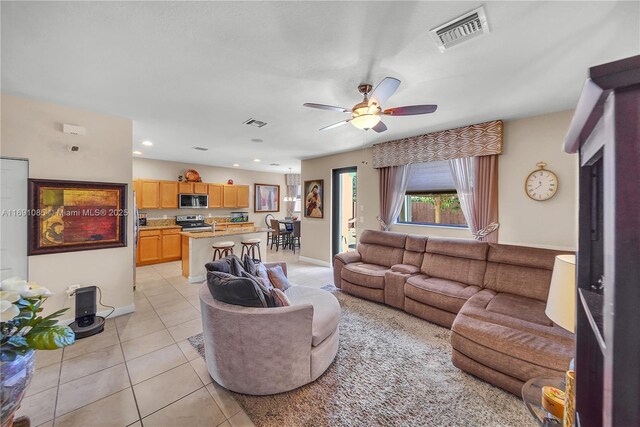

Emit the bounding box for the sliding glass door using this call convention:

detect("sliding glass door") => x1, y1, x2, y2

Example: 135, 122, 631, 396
332, 167, 357, 257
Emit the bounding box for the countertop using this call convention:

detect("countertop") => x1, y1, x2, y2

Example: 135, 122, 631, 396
139, 225, 182, 231
180, 227, 269, 239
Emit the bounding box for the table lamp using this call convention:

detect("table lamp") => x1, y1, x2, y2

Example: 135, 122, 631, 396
543, 254, 577, 426
545, 255, 576, 333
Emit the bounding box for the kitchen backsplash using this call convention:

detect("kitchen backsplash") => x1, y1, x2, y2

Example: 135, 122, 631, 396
145, 217, 233, 227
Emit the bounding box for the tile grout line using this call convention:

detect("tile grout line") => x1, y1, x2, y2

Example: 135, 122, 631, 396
114, 310, 144, 426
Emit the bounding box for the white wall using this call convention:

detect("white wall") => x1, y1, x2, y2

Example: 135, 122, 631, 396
300, 110, 578, 264
133, 158, 287, 228
1, 94, 134, 319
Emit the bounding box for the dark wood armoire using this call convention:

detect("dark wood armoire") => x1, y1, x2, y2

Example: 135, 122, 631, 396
564, 55, 640, 427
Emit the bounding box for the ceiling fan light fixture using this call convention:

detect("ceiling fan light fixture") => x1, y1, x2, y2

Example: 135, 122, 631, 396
351, 102, 381, 129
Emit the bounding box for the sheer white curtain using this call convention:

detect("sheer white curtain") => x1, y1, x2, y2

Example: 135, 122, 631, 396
377, 164, 411, 231
449, 156, 499, 242
449, 157, 477, 234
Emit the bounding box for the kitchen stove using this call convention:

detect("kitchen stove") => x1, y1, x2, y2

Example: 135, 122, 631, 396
176, 215, 211, 231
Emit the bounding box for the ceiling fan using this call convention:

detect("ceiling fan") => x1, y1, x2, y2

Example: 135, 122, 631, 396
303, 77, 437, 133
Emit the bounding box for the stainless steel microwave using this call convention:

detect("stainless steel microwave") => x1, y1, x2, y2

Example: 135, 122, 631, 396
179, 194, 209, 209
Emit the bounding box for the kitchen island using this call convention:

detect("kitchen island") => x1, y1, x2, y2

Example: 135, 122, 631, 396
180, 227, 269, 283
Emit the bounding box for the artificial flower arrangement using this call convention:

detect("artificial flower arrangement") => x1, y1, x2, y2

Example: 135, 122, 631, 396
0, 277, 75, 362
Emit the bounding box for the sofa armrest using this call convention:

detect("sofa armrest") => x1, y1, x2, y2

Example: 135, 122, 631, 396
334, 251, 361, 265
264, 262, 288, 277
391, 264, 421, 274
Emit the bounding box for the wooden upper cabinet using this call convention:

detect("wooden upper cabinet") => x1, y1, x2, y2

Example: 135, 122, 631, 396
208, 184, 223, 208
223, 185, 238, 208
179, 182, 193, 194
133, 180, 142, 207
139, 180, 160, 209
193, 182, 208, 194
159, 181, 179, 209
237, 185, 250, 208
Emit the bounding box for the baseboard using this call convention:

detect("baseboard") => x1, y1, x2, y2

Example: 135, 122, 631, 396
188, 275, 205, 283
298, 256, 332, 268
58, 304, 135, 326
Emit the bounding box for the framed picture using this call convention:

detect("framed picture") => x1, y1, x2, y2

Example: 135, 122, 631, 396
304, 179, 324, 219
28, 179, 127, 255
254, 183, 280, 213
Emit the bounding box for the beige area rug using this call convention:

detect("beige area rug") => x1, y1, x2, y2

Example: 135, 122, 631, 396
189, 287, 536, 427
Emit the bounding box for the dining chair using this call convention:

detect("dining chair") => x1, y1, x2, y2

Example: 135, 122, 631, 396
269, 219, 291, 252
290, 220, 301, 254
265, 214, 275, 246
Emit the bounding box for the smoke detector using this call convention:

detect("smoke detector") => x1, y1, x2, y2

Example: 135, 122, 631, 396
430, 6, 490, 52
192, 146, 209, 151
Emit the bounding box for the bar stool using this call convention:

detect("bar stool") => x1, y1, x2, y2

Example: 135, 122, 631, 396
241, 238, 262, 262
212, 241, 235, 261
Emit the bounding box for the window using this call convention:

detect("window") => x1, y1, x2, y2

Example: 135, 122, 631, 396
293, 185, 301, 213
398, 161, 467, 228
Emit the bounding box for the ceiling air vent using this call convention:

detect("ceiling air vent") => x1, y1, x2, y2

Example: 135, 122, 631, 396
192, 146, 209, 151
243, 118, 267, 128
430, 6, 490, 52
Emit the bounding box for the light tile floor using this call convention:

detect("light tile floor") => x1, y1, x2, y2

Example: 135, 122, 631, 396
17, 249, 334, 427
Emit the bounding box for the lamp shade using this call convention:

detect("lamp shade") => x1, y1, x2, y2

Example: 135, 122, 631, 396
545, 255, 576, 333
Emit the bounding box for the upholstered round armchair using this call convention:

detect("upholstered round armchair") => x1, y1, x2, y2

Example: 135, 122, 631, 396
198, 282, 340, 395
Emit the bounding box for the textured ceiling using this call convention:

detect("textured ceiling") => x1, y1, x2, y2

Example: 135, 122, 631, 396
2, 1, 639, 172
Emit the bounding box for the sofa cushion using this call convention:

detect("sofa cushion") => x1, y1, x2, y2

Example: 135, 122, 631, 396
341, 263, 389, 289
486, 292, 552, 326
421, 238, 488, 287
405, 275, 481, 314
285, 286, 341, 347
391, 264, 421, 274
484, 244, 572, 301
402, 235, 428, 267
357, 230, 406, 267
206, 271, 268, 308
267, 265, 292, 291
452, 290, 574, 375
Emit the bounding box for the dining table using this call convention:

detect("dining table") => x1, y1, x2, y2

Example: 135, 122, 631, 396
277, 219, 300, 251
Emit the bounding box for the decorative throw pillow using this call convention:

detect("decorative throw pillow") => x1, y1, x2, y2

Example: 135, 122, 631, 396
206, 271, 267, 308
205, 259, 232, 274
243, 254, 258, 276
267, 265, 292, 291
255, 262, 271, 284
270, 288, 291, 307
227, 254, 246, 276
241, 271, 276, 307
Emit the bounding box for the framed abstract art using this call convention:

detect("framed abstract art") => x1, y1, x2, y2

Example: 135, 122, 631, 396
28, 179, 127, 255
254, 183, 280, 213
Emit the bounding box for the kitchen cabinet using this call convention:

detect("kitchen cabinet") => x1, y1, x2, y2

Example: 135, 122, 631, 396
237, 185, 250, 208
208, 184, 223, 208
193, 182, 208, 194
178, 182, 208, 194
159, 181, 179, 209
138, 229, 161, 264
223, 185, 238, 208
139, 180, 160, 209
133, 180, 142, 207
136, 227, 182, 266
161, 228, 182, 260
179, 182, 193, 194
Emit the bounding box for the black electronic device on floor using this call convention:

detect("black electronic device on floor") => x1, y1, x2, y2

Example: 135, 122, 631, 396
69, 286, 105, 339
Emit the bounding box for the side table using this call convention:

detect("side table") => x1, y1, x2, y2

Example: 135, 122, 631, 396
522, 376, 565, 426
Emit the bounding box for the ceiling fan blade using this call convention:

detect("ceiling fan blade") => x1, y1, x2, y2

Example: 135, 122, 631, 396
368, 77, 401, 106
370, 121, 387, 133
303, 103, 350, 113
319, 119, 351, 131
383, 105, 438, 116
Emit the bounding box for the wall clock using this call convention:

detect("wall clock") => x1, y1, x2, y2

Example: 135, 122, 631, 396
525, 162, 558, 201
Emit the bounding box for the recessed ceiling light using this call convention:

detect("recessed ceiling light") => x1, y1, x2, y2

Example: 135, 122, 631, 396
253, 159, 261, 162
142, 140, 153, 146
251, 138, 263, 143
233, 163, 240, 167
133, 150, 142, 155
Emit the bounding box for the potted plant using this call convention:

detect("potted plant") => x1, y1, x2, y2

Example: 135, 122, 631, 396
1, 277, 75, 427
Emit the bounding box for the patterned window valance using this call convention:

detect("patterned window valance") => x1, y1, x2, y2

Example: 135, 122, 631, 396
372, 120, 503, 169
285, 173, 301, 186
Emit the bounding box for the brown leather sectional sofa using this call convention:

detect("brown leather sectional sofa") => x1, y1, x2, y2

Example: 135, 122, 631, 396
333, 229, 575, 395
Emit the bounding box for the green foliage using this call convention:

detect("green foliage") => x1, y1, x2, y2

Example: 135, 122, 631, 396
409, 194, 461, 211
0, 294, 74, 362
